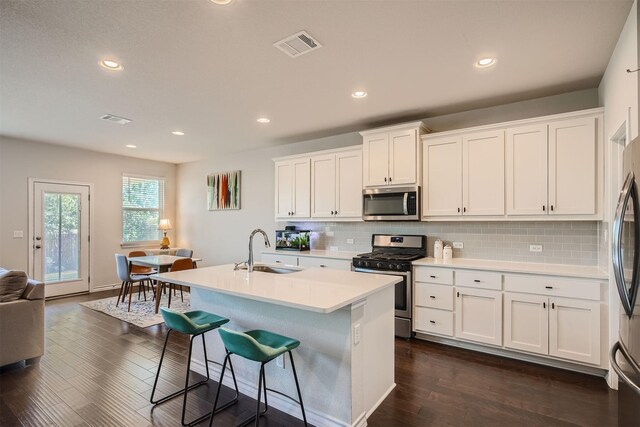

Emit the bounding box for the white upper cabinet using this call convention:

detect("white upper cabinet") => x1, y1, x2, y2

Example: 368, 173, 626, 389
423, 136, 462, 216
506, 116, 598, 217
361, 122, 427, 188
422, 130, 504, 217
275, 158, 310, 219
462, 130, 505, 216
310, 148, 363, 220
549, 116, 597, 215
422, 108, 602, 221
506, 124, 548, 215
335, 150, 363, 218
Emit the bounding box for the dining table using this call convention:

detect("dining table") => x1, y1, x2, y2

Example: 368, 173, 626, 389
129, 255, 202, 313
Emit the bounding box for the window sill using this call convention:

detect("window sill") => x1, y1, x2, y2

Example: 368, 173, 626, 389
120, 241, 162, 249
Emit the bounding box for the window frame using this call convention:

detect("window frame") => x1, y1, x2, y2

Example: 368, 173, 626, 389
120, 173, 165, 248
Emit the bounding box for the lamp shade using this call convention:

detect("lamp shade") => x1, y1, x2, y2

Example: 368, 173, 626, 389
158, 219, 172, 231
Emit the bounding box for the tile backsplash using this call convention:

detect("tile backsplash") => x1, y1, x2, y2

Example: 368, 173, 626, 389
286, 221, 602, 266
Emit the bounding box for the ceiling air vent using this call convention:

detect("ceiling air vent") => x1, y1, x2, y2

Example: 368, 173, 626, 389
100, 114, 132, 125
274, 31, 322, 58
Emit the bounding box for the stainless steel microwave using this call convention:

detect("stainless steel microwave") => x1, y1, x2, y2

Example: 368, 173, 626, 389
362, 186, 420, 221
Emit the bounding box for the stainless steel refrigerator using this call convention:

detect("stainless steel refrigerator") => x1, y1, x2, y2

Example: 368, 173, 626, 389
611, 135, 640, 424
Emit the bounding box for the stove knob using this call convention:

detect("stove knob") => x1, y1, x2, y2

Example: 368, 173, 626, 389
376, 262, 384, 269
364, 261, 370, 268
397, 264, 404, 270
388, 264, 395, 270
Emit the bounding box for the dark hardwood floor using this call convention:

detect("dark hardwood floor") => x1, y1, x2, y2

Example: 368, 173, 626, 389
0, 290, 620, 427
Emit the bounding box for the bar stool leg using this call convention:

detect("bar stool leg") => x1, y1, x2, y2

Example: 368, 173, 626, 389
289, 351, 308, 426
150, 329, 172, 404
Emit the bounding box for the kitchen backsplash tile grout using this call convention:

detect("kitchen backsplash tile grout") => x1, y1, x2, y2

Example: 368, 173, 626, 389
283, 220, 605, 267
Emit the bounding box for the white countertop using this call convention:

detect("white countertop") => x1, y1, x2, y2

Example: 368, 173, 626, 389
152, 264, 400, 313
262, 249, 359, 260
412, 257, 608, 280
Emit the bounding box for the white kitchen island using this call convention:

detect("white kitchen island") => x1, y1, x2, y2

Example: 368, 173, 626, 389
152, 264, 399, 427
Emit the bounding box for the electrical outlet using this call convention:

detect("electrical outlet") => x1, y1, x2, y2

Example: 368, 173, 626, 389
13, 231, 23, 238
346, 238, 354, 244
529, 244, 543, 253
353, 323, 361, 345
276, 354, 285, 369
453, 241, 463, 249
326, 231, 334, 237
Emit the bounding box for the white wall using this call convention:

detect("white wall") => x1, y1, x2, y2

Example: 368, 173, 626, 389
176, 89, 599, 267
0, 136, 177, 289
597, 0, 638, 389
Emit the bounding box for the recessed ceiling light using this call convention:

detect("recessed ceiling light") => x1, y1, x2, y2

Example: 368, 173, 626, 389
172, 131, 185, 136
210, 0, 233, 4
351, 90, 367, 99
257, 117, 271, 124
125, 144, 136, 148
475, 57, 496, 68
100, 59, 123, 71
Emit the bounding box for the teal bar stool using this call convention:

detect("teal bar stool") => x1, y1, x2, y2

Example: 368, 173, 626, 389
151, 308, 240, 426
208, 327, 308, 427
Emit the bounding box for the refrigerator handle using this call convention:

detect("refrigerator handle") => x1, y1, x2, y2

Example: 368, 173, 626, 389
612, 171, 640, 318
610, 341, 640, 396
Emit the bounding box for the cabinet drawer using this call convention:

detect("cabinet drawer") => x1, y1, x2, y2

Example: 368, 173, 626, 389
504, 274, 601, 301
261, 253, 299, 267
415, 282, 454, 310
297, 256, 351, 271
455, 270, 502, 290
415, 307, 454, 336
414, 267, 453, 285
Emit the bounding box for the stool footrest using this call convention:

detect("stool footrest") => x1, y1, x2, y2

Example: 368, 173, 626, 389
150, 379, 208, 406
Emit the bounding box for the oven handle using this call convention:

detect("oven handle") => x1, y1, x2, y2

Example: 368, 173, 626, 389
353, 267, 410, 277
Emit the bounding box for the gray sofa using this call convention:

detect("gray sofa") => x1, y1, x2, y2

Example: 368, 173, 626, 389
0, 269, 45, 367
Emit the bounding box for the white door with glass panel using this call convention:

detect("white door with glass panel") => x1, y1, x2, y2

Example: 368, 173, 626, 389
31, 182, 90, 298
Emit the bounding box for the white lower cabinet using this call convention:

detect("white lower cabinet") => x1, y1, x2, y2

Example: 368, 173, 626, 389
415, 307, 454, 337
454, 287, 502, 346
504, 292, 601, 365
548, 297, 601, 365
504, 292, 549, 355
261, 253, 352, 271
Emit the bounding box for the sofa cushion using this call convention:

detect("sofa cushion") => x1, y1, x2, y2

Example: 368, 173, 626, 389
0, 269, 29, 302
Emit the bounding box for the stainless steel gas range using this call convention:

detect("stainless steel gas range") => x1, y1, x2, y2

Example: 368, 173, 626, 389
352, 234, 427, 338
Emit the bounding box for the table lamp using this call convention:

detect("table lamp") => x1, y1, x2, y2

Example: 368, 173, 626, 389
158, 219, 172, 249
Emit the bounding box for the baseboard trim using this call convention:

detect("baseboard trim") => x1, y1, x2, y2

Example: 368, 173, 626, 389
414, 333, 607, 377
366, 383, 395, 418
191, 357, 358, 427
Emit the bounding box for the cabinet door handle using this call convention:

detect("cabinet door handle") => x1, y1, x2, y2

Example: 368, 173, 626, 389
384, 177, 387, 182
543, 205, 546, 212
463, 207, 467, 213
429, 295, 436, 299
320, 264, 327, 268
543, 302, 546, 308
429, 320, 436, 324
334, 210, 338, 215
457, 291, 460, 297
430, 275, 436, 278
550, 205, 554, 211
474, 279, 481, 283
330, 210, 334, 215
275, 261, 282, 263
389, 177, 392, 183
552, 302, 555, 309
545, 286, 553, 289
457, 207, 461, 213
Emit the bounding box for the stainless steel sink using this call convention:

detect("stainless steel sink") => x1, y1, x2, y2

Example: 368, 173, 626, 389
235, 263, 301, 274
252, 265, 300, 274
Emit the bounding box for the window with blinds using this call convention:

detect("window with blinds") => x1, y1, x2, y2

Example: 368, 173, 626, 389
122, 175, 165, 245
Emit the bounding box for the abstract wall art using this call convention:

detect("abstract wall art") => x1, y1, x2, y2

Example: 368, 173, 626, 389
207, 170, 241, 210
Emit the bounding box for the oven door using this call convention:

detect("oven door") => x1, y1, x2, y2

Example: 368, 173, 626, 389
352, 267, 412, 337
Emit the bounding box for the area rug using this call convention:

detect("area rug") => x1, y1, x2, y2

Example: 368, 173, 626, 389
80, 291, 191, 328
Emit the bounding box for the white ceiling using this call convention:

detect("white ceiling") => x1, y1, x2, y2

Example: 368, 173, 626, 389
0, 0, 633, 164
